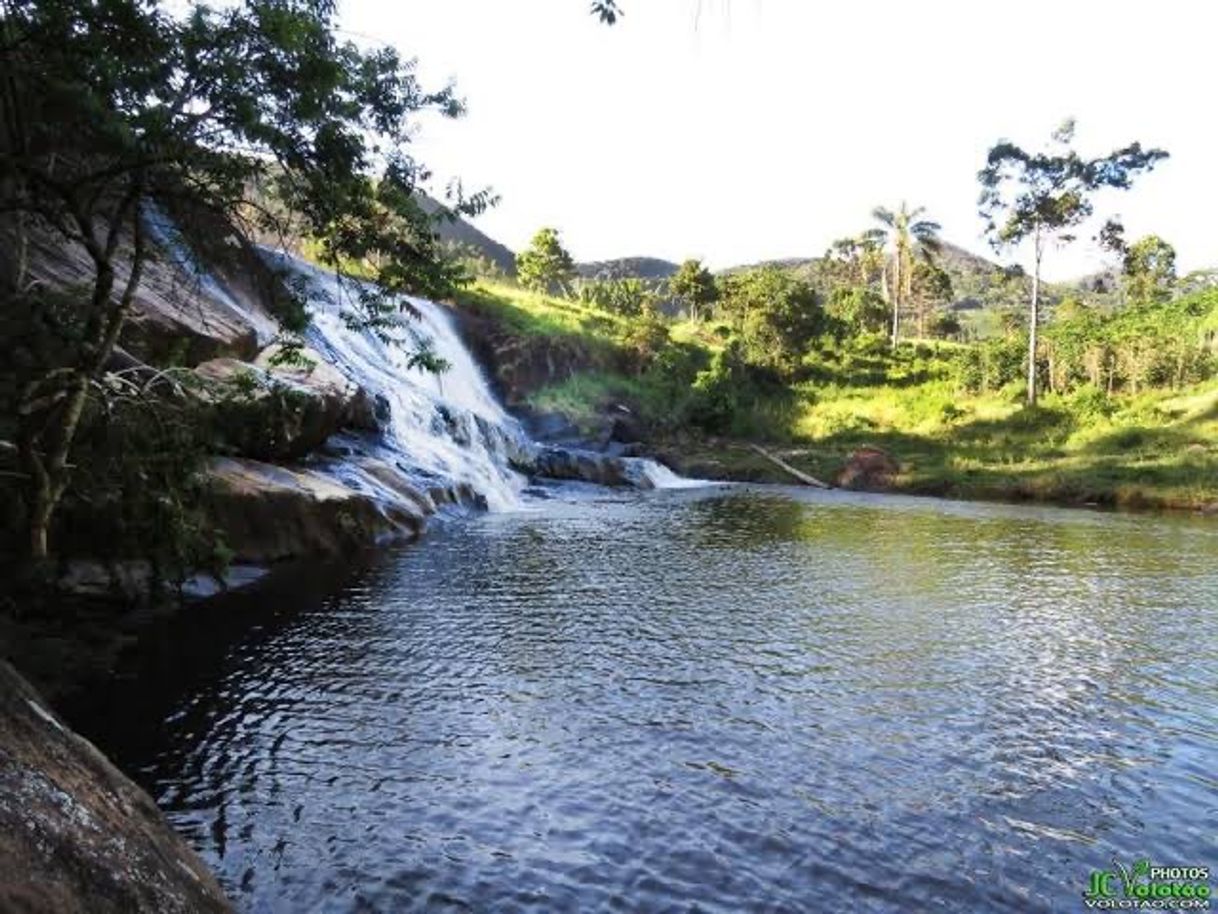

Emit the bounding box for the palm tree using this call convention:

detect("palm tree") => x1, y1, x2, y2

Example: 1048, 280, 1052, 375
868, 203, 942, 348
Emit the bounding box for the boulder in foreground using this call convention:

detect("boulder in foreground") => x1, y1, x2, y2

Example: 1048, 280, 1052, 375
0, 661, 231, 914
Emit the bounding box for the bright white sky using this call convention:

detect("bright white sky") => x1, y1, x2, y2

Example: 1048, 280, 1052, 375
339, 0, 1217, 280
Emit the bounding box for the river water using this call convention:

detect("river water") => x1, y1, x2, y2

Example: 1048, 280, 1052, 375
82, 484, 1218, 913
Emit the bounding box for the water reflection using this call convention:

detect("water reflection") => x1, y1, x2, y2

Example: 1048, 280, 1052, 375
84, 486, 1218, 913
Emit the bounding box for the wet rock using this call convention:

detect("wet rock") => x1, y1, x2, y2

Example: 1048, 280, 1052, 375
0, 661, 232, 914
513, 407, 582, 443
204, 457, 426, 563
609, 411, 646, 446
531, 447, 659, 489
834, 447, 900, 490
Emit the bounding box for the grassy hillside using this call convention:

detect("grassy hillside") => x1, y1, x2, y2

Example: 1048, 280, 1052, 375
419, 194, 519, 277
451, 280, 1218, 512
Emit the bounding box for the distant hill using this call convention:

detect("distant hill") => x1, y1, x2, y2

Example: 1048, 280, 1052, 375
575, 257, 680, 281
415, 200, 681, 285
418, 194, 517, 277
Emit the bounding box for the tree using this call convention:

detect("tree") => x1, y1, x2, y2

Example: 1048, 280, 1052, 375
820, 233, 885, 289
824, 285, 888, 337
576, 277, 654, 316
669, 258, 718, 320
0, 0, 483, 563
910, 260, 953, 338
1122, 235, 1177, 304
978, 119, 1168, 405
718, 266, 824, 375
867, 203, 941, 349
516, 227, 575, 296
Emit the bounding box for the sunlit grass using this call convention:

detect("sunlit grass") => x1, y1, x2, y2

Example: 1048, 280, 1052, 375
456, 279, 1218, 511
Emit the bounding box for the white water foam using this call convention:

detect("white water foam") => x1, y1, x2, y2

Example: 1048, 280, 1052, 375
266, 253, 531, 511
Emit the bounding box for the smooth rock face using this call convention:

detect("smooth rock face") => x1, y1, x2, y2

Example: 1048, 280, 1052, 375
532, 447, 656, 489
204, 456, 426, 563
196, 348, 381, 461
0, 662, 231, 914
7, 224, 270, 365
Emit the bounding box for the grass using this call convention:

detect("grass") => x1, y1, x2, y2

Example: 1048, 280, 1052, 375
452, 280, 1218, 513
455, 280, 631, 339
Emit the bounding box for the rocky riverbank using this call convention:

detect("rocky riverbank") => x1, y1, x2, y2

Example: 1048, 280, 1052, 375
0, 661, 232, 913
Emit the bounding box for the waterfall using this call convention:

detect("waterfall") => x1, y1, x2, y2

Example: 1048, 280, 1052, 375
148, 213, 694, 512
264, 253, 532, 511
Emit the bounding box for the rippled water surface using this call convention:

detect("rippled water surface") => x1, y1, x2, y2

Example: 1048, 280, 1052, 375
87, 486, 1218, 912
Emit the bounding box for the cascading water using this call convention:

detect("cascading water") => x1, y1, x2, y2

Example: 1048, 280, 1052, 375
149, 211, 697, 512
263, 252, 533, 511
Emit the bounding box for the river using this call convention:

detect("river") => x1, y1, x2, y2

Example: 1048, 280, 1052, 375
80, 484, 1218, 912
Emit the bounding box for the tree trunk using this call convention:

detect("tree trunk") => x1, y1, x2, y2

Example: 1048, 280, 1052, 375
19, 196, 146, 563
1027, 227, 1042, 406
889, 259, 900, 350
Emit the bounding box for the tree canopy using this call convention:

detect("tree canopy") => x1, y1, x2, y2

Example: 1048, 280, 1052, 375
978, 119, 1168, 404
516, 227, 576, 296
669, 259, 718, 320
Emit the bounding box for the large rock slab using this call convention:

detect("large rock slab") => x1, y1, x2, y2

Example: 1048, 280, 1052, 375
204, 457, 427, 563
531, 446, 658, 489
6, 224, 274, 365
0, 661, 231, 914
196, 348, 384, 461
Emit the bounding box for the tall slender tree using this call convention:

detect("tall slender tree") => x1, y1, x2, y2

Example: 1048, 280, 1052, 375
978, 119, 1168, 405
867, 203, 941, 348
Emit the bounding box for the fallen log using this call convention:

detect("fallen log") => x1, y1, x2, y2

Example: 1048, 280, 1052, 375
748, 443, 831, 489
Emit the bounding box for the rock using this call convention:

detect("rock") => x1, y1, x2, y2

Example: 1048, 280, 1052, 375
58, 560, 153, 602
204, 457, 426, 563
195, 348, 380, 461
531, 447, 658, 488
513, 407, 582, 444
0, 661, 231, 914
7, 221, 270, 365
834, 447, 900, 490
609, 411, 646, 445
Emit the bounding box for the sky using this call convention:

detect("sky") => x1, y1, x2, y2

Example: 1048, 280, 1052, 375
339, 0, 1218, 280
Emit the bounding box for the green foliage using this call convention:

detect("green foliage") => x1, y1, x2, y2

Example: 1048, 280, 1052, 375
718, 266, 826, 376
1042, 288, 1217, 395
1122, 235, 1177, 304
825, 286, 888, 336
618, 304, 671, 372
2, 0, 482, 564
516, 227, 576, 296
910, 259, 953, 337
669, 259, 719, 320
869, 202, 942, 347
979, 120, 1169, 249
978, 118, 1169, 404
576, 277, 657, 317
955, 335, 1028, 394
